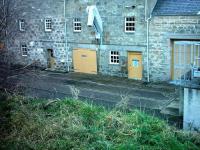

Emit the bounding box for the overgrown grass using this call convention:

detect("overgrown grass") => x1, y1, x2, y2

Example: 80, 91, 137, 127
0, 93, 200, 150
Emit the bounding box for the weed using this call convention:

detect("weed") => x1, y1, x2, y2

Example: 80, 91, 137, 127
69, 85, 80, 100
0, 93, 200, 150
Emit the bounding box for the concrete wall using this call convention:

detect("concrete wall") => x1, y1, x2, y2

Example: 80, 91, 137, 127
184, 88, 200, 131
149, 16, 200, 81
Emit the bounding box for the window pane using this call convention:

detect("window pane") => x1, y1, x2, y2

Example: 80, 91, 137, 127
74, 18, 81, 31
125, 17, 135, 32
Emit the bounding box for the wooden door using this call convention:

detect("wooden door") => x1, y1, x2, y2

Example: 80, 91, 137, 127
73, 48, 97, 74
128, 52, 142, 80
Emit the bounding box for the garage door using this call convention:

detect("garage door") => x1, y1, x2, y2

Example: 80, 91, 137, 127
172, 41, 200, 80
73, 48, 97, 74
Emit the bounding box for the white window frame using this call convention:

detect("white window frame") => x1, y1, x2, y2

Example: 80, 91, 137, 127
125, 17, 135, 33
19, 19, 25, 31
21, 44, 28, 56
45, 18, 52, 32
110, 51, 120, 64
73, 18, 82, 32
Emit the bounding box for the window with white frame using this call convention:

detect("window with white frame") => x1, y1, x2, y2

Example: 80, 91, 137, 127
110, 51, 119, 64
125, 17, 135, 33
19, 19, 25, 31
21, 44, 28, 56
45, 19, 52, 31
73, 18, 81, 32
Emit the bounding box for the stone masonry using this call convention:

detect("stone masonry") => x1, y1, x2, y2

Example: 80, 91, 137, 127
3, 0, 200, 81
6, 0, 149, 79
6, 0, 68, 71
65, 0, 147, 78
149, 16, 200, 81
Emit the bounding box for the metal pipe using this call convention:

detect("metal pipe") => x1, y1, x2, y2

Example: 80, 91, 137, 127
145, 0, 150, 82
146, 19, 150, 82
64, 0, 69, 72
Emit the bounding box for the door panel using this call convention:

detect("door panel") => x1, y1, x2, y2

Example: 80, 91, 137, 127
73, 48, 97, 74
128, 52, 142, 80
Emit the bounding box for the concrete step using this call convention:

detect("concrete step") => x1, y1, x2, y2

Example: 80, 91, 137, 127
161, 107, 181, 117
167, 100, 180, 109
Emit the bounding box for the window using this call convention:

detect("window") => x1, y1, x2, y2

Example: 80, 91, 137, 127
125, 17, 135, 33
73, 18, 81, 32
19, 19, 25, 31
21, 44, 28, 56
110, 51, 119, 64
45, 19, 52, 32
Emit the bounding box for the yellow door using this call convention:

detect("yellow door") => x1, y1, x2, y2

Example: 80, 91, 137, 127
73, 48, 97, 74
128, 52, 142, 80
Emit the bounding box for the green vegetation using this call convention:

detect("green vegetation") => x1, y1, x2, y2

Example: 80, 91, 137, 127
0, 92, 200, 150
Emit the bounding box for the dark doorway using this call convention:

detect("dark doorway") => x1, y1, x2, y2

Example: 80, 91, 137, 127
47, 49, 55, 69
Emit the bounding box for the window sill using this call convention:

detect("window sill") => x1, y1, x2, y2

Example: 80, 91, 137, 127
125, 31, 135, 33
45, 30, 52, 32
109, 63, 120, 65
74, 31, 82, 33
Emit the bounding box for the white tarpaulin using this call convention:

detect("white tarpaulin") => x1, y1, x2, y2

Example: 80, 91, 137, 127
86, 5, 103, 39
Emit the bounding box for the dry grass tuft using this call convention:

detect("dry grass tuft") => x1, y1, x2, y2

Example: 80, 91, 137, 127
0, 92, 200, 150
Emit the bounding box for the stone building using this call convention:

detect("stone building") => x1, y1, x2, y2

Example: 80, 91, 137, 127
2, 0, 200, 81
2, 0, 68, 71
65, 0, 152, 80
149, 0, 200, 81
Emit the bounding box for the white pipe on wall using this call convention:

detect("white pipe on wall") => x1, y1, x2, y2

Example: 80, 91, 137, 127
64, 0, 69, 72
146, 18, 150, 82
145, 0, 150, 82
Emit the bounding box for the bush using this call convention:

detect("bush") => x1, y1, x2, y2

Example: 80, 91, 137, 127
0, 94, 200, 150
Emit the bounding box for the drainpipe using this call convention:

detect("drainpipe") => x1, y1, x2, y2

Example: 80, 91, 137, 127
64, 0, 70, 72
146, 17, 150, 82
145, 0, 155, 82
145, 0, 150, 82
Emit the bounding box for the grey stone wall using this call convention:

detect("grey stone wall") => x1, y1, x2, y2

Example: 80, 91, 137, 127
7, 0, 148, 78
7, 0, 200, 82
7, 0, 68, 71
65, 0, 148, 79
66, 0, 146, 45
149, 16, 200, 81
